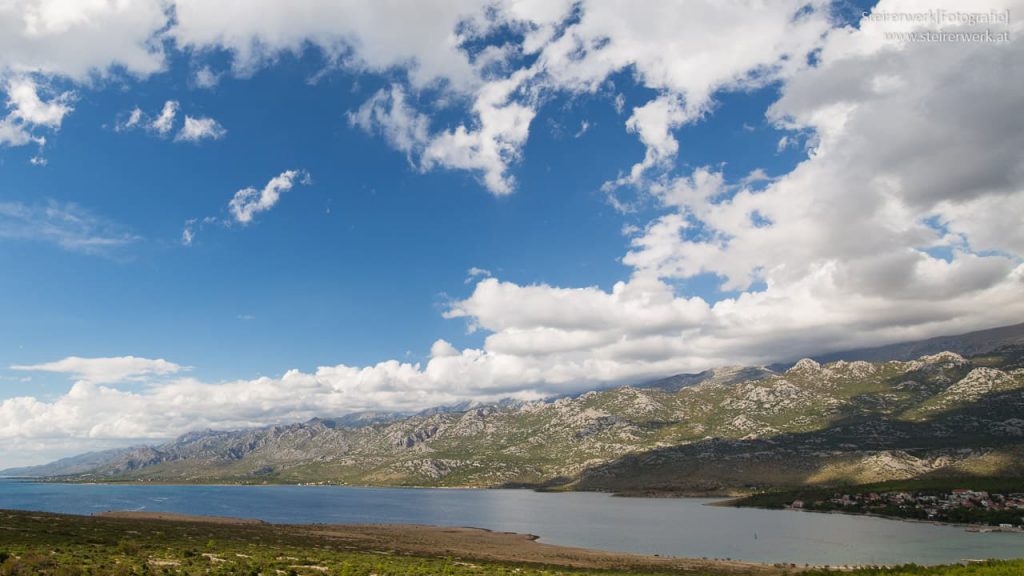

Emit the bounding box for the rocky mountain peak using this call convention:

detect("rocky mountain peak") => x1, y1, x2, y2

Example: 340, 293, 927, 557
919, 351, 968, 365
787, 358, 822, 373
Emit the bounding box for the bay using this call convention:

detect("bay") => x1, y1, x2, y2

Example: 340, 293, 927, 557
1, 480, 1020, 566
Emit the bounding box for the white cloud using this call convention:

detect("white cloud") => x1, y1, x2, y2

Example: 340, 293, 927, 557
776, 135, 790, 153
193, 65, 220, 88
228, 170, 310, 224
573, 120, 590, 138
0, 0, 167, 80
619, 94, 693, 183
181, 218, 197, 246
465, 266, 491, 283
0, 115, 38, 146
11, 356, 185, 385
116, 106, 144, 132
169, 0, 491, 88
4, 260, 1022, 462
6, 76, 73, 127
175, 115, 226, 142
617, 0, 1024, 297
538, 0, 830, 190
0, 76, 73, 149
180, 215, 218, 246
116, 102, 226, 144
0, 0, 167, 152
419, 70, 537, 195
350, 74, 536, 195
0, 200, 137, 255
348, 85, 430, 158
1, 1, 830, 192
161, 1, 830, 195
149, 100, 179, 135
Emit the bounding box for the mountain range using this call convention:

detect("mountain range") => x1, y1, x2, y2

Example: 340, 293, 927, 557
5, 322, 1024, 494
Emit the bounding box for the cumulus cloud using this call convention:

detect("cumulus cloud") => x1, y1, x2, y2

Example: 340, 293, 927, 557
164, 0, 829, 194
619, 0, 1024, 300
228, 170, 311, 224
0, 1, 160, 159
349, 75, 536, 195
419, 71, 537, 195
0, 0, 166, 153
169, 0, 492, 87
149, 100, 179, 135
11, 356, 185, 385
0, 115, 37, 147
175, 115, 227, 142
115, 101, 226, 144
348, 85, 431, 158
182, 170, 305, 247
6, 76, 73, 127
0, 0, 166, 81
0, 76, 73, 150
538, 0, 830, 191
2, 1, 829, 191
0, 200, 137, 255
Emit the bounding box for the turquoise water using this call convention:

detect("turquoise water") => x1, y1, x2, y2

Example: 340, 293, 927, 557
1, 480, 1020, 565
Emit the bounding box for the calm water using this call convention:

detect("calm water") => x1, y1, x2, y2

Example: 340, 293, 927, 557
1, 480, 1021, 565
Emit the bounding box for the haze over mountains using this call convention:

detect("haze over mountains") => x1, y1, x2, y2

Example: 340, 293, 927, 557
5, 323, 1024, 494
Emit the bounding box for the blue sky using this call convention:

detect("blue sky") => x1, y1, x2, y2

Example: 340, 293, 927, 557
1, 0, 1021, 466
0, 47, 803, 399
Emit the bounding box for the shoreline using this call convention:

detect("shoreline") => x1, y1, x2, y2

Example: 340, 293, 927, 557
3, 508, 798, 573
4, 506, 1022, 569
5, 476, 743, 497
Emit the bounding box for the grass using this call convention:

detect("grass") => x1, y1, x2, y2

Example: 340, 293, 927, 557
0, 510, 654, 576
1, 509, 1023, 575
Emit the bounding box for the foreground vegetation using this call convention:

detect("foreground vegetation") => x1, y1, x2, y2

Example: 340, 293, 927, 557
1, 509, 1023, 575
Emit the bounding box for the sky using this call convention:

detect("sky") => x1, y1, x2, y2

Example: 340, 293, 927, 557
1, 0, 1022, 467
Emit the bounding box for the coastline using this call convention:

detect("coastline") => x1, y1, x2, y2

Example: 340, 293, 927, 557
9, 476, 745, 498
722, 500, 1024, 533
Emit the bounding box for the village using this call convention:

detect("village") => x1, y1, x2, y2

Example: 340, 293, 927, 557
791, 488, 1024, 529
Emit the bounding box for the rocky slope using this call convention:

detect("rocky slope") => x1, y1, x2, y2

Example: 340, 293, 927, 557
14, 346, 1024, 493
0, 447, 141, 478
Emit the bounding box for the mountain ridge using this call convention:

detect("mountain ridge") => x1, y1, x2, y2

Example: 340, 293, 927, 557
6, 322, 1024, 494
